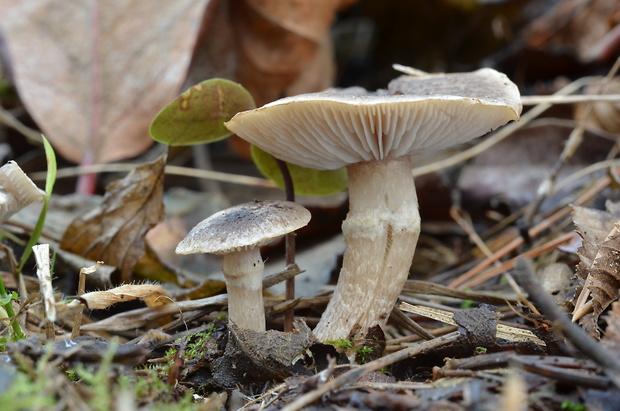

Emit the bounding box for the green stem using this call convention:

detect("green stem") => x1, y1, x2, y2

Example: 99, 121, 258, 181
0, 276, 26, 340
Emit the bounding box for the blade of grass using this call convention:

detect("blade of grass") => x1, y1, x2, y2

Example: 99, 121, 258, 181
17, 135, 57, 274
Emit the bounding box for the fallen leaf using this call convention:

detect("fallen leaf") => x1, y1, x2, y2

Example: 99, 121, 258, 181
251, 145, 348, 196
575, 77, 620, 135
60, 154, 166, 283
601, 301, 620, 361
572, 203, 620, 335
186, 0, 352, 107
572, 205, 620, 266
67, 283, 170, 310
150, 78, 256, 146
0, 0, 209, 163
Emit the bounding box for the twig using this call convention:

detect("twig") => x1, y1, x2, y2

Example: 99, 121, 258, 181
514, 258, 620, 389
449, 206, 536, 311
276, 159, 297, 332
0, 106, 42, 145
280, 331, 461, 411
262, 264, 304, 289
449, 175, 611, 289
29, 163, 276, 188
520, 94, 620, 105
456, 231, 575, 289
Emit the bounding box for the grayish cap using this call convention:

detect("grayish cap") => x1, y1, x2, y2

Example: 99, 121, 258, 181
175, 200, 311, 255
0, 161, 46, 222
225, 68, 522, 170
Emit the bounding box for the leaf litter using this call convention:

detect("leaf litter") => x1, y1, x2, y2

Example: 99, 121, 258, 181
2, 2, 620, 410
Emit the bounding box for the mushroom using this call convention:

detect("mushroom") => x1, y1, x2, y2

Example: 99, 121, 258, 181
175, 200, 311, 332
225, 68, 522, 342
0, 160, 46, 222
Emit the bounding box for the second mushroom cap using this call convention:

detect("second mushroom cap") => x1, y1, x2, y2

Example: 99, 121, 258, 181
176, 200, 311, 255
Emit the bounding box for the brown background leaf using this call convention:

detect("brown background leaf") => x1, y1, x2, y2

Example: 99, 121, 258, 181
60, 155, 166, 283
0, 0, 209, 163
573, 203, 620, 334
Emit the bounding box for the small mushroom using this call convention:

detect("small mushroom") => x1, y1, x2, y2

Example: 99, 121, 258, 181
175, 200, 311, 332
225, 68, 522, 342
0, 161, 46, 222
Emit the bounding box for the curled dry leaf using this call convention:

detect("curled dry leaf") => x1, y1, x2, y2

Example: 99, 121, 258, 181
572, 204, 620, 335
67, 283, 170, 310
0, 0, 209, 163
60, 154, 166, 283
0, 161, 45, 222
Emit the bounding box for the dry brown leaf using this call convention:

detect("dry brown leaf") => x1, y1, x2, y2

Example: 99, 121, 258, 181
575, 78, 620, 136
601, 301, 620, 360
67, 283, 170, 310
572, 205, 620, 266
0, 0, 209, 163
60, 154, 165, 283
186, 0, 352, 107
573, 203, 620, 334
520, 0, 620, 62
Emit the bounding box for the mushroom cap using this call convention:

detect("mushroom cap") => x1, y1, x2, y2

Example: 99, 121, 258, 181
175, 200, 311, 255
225, 68, 522, 170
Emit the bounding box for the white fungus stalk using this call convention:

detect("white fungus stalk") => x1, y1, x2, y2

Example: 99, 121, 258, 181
313, 157, 420, 342
175, 200, 311, 333
222, 248, 266, 332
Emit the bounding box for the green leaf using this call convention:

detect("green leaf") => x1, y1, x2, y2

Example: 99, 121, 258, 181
251, 145, 348, 196
0, 291, 17, 305
150, 78, 255, 146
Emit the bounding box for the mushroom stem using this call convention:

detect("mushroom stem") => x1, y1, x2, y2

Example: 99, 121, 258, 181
222, 248, 266, 332
314, 157, 421, 343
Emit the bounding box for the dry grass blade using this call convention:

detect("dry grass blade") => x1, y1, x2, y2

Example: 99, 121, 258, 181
449, 175, 611, 289
29, 163, 276, 188
33, 244, 54, 323
399, 302, 545, 346
402, 280, 518, 305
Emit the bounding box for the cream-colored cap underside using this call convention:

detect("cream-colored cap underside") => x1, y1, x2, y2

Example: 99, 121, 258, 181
225, 69, 522, 170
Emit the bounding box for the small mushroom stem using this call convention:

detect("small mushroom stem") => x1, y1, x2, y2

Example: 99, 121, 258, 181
314, 157, 421, 343
222, 248, 266, 332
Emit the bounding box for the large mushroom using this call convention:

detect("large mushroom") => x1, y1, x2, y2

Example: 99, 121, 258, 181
176, 200, 311, 332
225, 68, 522, 342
